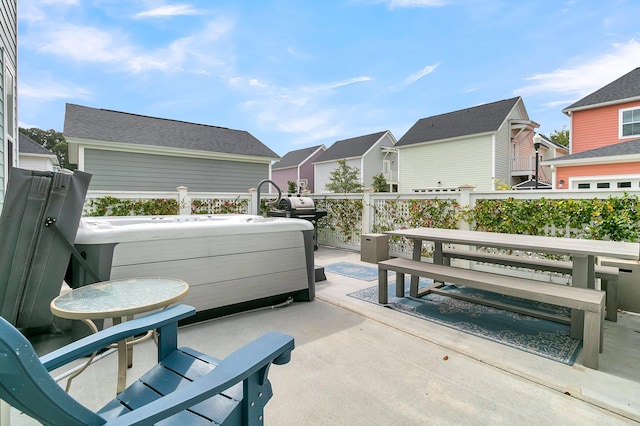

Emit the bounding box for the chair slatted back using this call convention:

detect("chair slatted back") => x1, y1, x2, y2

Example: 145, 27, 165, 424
0, 316, 103, 426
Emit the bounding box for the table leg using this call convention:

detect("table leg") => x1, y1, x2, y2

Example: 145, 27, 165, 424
433, 241, 444, 265
410, 239, 423, 292
64, 319, 99, 392
570, 255, 596, 339
112, 317, 128, 394
126, 314, 134, 368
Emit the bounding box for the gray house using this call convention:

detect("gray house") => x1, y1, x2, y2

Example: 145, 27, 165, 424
1, 0, 18, 212
64, 104, 279, 192
395, 97, 539, 191
314, 130, 398, 193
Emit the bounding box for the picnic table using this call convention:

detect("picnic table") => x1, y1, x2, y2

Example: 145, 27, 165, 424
384, 228, 640, 338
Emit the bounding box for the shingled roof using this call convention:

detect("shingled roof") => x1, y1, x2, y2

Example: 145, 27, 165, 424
273, 145, 325, 170
546, 138, 640, 163
64, 103, 279, 159
395, 97, 521, 147
314, 131, 390, 163
18, 133, 56, 156
563, 67, 640, 113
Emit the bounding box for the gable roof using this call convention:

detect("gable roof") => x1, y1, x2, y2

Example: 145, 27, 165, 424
19, 133, 56, 156
273, 145, 325, 170
396, 97, 521, 147
563, 67, 640, 113
545, 138, 640, 164
64, 103, 279, 159
314, 131, 390, 163
537, 133, 569, 153
512, 178, 553, 190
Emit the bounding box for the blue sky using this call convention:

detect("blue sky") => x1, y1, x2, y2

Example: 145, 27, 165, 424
18, 0, 640, 157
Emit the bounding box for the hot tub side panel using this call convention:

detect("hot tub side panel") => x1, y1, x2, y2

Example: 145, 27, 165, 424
100, 230, 314, 312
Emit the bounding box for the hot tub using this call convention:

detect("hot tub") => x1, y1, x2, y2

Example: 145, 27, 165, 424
69, 215, 315, 320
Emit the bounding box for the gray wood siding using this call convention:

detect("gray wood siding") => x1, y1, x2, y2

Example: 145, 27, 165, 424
84, 149, 270, 192
314, 158, 361, 193
361, 134, 393, 188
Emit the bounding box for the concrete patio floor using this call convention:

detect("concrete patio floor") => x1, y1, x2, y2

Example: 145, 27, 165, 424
8, 246, 640, 425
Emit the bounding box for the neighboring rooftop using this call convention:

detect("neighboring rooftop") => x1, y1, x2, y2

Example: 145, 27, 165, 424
314, 130, 390, 163
545, 138, 640, 163
64, 103, 279, 159
18, 133, 56, 156
396, 97, 522, 147
273, 145, 326, 170
563, 67, 640, 112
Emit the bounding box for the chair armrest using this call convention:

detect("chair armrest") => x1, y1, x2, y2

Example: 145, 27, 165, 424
104, 331, 295, 426
40, 304, 196, 371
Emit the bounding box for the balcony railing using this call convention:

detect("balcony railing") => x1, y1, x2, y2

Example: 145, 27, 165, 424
512, 155, 535, 172
382, 170, 398, 183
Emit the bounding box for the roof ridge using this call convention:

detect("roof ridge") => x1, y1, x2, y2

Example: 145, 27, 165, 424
419, 96, 520, 121
69, 103, 236, 132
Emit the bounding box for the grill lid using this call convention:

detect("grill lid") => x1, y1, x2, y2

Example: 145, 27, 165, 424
278, 197, 315, 211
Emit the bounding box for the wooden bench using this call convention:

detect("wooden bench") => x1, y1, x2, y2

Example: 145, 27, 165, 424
378, 258, 605, 369
441, 248, 619, 321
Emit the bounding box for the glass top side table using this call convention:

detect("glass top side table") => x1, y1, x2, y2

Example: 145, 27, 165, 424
50, 277, 189, 393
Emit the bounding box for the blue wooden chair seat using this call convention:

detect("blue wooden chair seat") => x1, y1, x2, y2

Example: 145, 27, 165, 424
0, 304, 294, 425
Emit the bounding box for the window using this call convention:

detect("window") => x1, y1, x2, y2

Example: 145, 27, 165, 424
578, 183, 591, 189
597, 182, 610, 189
617, 182, 631, 188
621, 107, 640, 138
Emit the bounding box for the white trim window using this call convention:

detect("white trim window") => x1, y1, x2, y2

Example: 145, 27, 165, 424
620, 106, 640, 138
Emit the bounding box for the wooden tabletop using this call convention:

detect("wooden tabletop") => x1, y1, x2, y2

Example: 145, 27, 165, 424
385, 228, 640, 260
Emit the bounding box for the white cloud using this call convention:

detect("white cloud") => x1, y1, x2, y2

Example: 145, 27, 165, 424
235, 75, 374, 146
30, 25, 136, 64
19, 0, 79, 22
134, 4, 203, 19
19, 79, 91, 101
404, 63, 439, 86
387, 0, 449, 8
302, 76, 372, 93
516, 39, 640, 99
23, 17, 234, 74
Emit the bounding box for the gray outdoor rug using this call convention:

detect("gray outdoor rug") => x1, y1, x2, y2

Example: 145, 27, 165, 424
330, 262, 581, 365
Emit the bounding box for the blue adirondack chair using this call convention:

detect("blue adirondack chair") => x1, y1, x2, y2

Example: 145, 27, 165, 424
0, 304, 294, 425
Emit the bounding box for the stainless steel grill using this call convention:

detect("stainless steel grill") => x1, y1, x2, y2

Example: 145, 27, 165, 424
267, 197, 327, 250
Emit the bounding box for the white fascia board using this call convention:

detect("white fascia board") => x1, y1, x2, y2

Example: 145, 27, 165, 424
562, 96, 640, 114
67, 137, 276, 164
542, 154, 640, 167
396, 131, 495, 149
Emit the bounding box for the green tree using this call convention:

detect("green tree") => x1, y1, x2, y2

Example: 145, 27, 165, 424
19, 127, 72, 169
325, 159, 362, 193
372, 173, 388, 192
287, 180, 297, 194
549, 128, 569, 148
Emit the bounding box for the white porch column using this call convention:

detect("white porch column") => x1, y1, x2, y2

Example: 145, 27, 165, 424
248, 187, 258, 215
177, 186, 190, 215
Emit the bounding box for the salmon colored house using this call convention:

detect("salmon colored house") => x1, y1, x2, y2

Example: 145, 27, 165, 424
544, 67, 640, 190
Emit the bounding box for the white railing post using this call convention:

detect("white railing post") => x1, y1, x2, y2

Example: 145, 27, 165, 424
362, 187, 374, 234
177, 186, 190, 215
458, 184, 475, 231
248, 187, 258, 215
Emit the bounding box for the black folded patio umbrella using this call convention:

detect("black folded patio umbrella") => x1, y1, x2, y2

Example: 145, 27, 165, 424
0, 167, 91, 330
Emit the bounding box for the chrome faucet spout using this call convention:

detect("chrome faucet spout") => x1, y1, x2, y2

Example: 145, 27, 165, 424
256, 179, 282, 216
